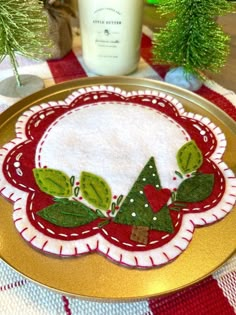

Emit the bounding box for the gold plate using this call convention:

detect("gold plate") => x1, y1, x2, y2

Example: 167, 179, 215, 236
0, 77, 235, 300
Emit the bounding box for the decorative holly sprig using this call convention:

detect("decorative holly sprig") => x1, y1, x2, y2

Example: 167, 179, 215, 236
169, 140, 215, 211
33, 169, 112, 228
111, 195, 124, 215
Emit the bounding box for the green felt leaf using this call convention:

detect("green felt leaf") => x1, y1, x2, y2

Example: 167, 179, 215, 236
111, 202, 116, 215
117, 195, 124, 206
33, 168, 72, 197
98, 219, 110, 228
37, 199, 99, 228
74, 186, 80, 197
177, 141, 203, 174
80, 172, 111, 210
95, 209, 106, 218
70, 176, 75, 186
176, 174, 214, 203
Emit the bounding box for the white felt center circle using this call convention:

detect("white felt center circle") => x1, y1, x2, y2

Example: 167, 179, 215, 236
36, 103, 190, 196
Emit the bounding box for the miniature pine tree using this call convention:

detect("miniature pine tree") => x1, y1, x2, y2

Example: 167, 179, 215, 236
0, 0, 51, 87
114, 157, 173, 244
152, 0, 232, 79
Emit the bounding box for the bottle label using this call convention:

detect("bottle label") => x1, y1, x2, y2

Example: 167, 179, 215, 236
92, 7, 122, 59
79, 0, 143, 75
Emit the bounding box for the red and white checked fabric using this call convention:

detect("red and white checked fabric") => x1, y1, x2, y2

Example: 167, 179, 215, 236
0, 26, 235, 315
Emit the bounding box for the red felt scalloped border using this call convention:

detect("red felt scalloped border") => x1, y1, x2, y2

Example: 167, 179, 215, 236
0, 87, 234, 267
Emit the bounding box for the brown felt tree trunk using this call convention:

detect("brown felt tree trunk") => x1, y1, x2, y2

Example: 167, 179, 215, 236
130, 225, 149, 245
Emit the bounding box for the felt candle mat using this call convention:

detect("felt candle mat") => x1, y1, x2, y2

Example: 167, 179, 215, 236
0, 85, 235, 268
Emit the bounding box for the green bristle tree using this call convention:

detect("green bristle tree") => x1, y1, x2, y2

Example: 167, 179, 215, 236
0, 0, 51, 93
152, 0, 232, 80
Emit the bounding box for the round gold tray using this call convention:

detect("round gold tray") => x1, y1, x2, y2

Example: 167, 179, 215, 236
0, 76, 235, 300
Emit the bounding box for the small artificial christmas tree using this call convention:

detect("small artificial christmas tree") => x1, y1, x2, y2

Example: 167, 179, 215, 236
114, 157, 173, 244
0, 0, 51, 97
152, 0, 232, 90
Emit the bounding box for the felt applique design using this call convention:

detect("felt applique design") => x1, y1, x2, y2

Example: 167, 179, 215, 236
0, 86, 235, 268
80, 172, 111, 210
37, 199, 99, 228
177, 140, 203, 174
33, 168, 72, 197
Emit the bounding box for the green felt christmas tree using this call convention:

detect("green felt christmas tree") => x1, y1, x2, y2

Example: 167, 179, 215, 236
152, 0, 232, 79
0, 0, 51, 96
114, 157, 173, 244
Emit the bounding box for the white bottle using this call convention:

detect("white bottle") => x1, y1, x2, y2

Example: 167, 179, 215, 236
78, 0, 144, 76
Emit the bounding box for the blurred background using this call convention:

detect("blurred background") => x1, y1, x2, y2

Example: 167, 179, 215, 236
66, 0, 236, 91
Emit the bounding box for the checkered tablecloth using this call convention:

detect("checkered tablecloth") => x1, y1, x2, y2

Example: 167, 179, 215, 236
0, 26, 235, 315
